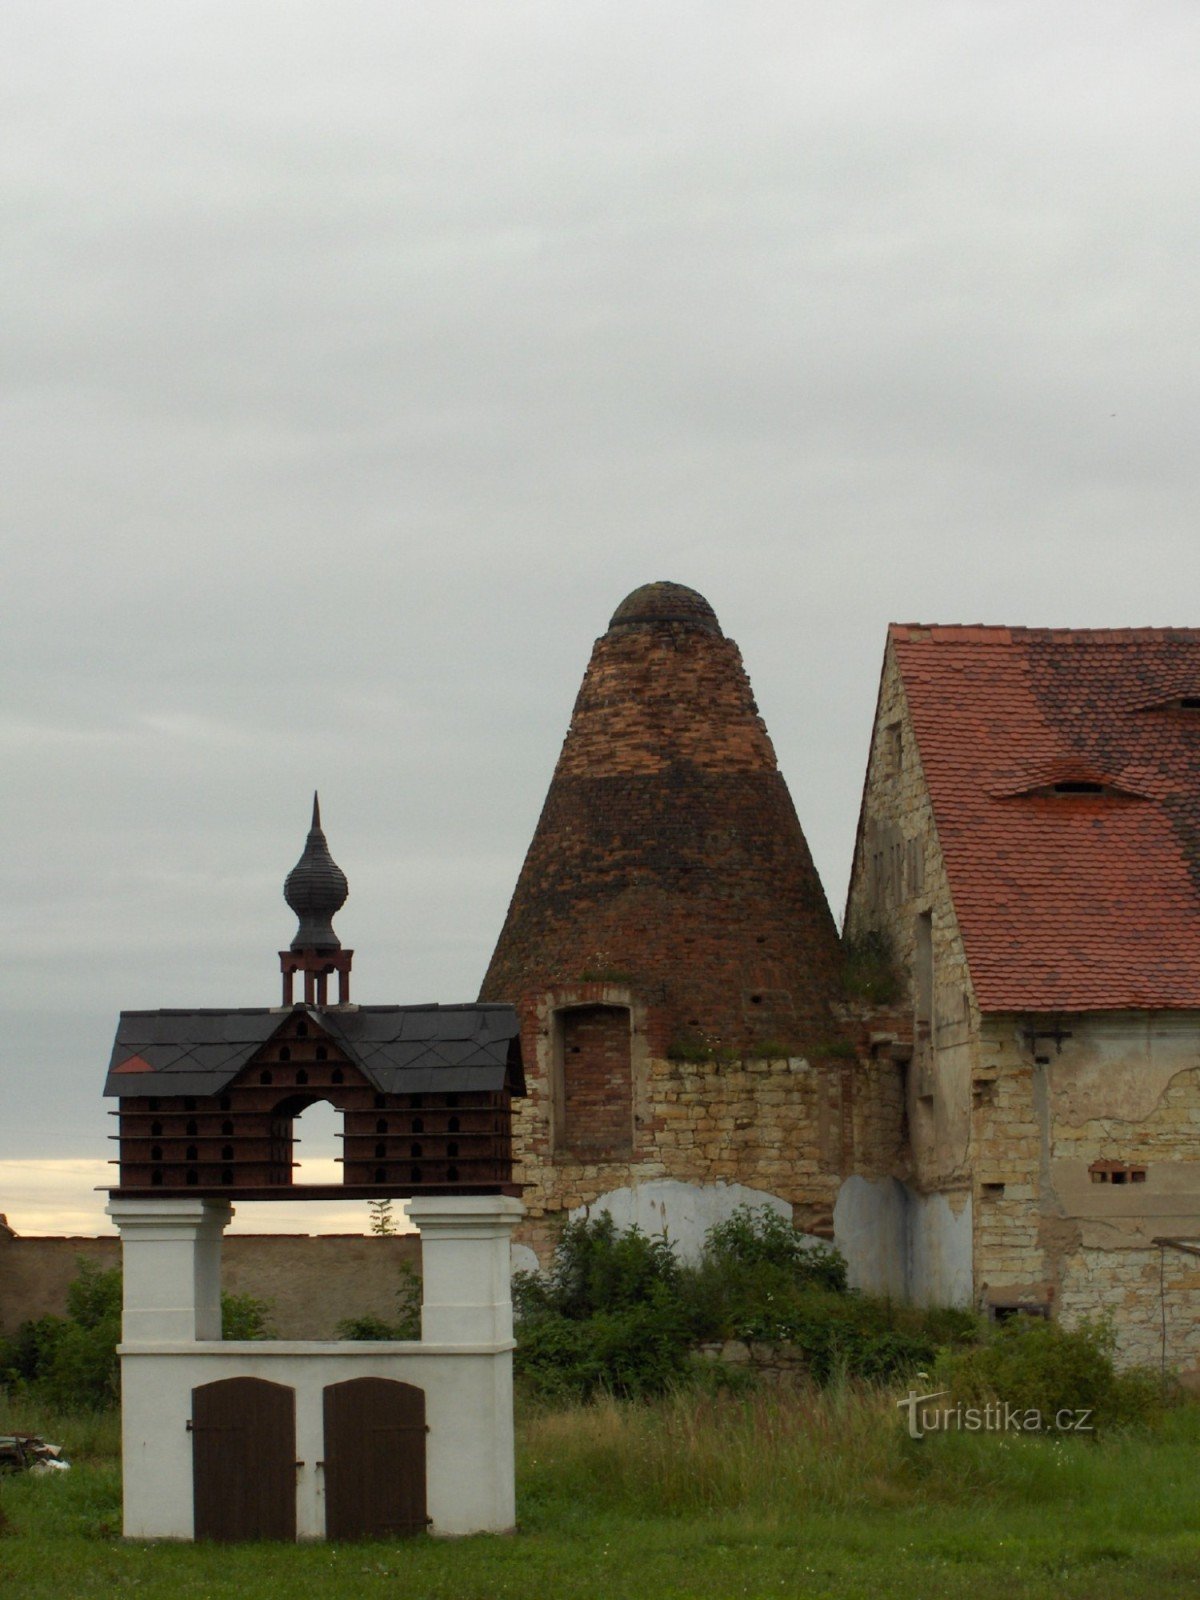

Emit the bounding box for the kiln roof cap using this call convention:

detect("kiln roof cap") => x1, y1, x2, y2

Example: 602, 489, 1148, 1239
607, 581, 722, 636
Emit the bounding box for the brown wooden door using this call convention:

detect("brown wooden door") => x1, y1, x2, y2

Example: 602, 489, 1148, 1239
322, 1377, 427, 1540
191, 1376, 296, 1542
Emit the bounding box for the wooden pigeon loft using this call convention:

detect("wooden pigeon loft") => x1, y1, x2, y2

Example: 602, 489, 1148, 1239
105, 1004, 524, 1199
102, 798, 524, 1200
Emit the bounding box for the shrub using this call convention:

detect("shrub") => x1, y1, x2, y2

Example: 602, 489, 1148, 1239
842, 929, 901, 1004
1, 1261, 276, 1411
219, 1291, 275, 1341
703, 1205, 848, 1290
336, 1261, 422, 1341
513, 1209, 958, 1400
514, 1216, 692, 1401
935, 1314, 1165, 1431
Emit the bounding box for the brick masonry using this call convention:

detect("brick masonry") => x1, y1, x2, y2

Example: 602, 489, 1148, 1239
479, 584, 884, 1260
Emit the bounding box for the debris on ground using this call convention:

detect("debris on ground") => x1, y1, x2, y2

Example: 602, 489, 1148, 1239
0, 1435, 71, 1474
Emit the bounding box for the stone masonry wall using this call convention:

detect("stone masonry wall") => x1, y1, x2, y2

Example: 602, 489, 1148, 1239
512, 984, 908, 1263
844, 643, 978, 1201
0, 1226, 421, 1341
973, 1013, 1200, 1376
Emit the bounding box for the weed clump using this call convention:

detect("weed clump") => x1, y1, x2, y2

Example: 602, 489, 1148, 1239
513, 1206, 974, 1401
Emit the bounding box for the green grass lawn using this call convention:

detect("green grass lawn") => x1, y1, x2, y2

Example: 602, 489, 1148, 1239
3, 1390, 1199, 1600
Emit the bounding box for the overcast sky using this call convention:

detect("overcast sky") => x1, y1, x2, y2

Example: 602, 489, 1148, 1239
5, 2, 1200, 1231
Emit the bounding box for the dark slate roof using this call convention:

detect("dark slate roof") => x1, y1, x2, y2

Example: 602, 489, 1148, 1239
103, 1004, 524, 1099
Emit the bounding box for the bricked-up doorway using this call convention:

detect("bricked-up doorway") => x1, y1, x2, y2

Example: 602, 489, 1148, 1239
191, 1376, 296, 1542
555, 1004, 633, 1158
322, 1377, 428, 1539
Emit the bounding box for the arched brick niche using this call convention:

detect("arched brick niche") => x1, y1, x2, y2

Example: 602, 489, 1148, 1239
553, 1002, 634, 1159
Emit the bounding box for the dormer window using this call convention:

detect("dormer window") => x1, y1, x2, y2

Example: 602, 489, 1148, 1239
1052, 781, 1104, 795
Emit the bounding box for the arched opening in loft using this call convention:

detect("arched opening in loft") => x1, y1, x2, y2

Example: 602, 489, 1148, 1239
268, 1095, 343, 1186
553, 1003, 633, 1160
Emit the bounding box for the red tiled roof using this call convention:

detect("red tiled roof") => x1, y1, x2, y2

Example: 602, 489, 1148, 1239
890, 625, 1200, 1012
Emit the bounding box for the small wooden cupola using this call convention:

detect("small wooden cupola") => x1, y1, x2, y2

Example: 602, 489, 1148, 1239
104, 800, 524, 1200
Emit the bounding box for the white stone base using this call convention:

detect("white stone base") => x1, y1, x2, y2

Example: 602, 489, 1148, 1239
108, 1194, 524, 1540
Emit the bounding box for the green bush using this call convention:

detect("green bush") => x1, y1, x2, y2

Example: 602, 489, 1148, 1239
703, 1205, 848, 1289
513, 1208, 965, 1401
0, 1260, 276, 1411
219, 1290, 275, 1341
335, 1261, 422, 1341
935, 1314, 1165, 1431
842, 929, 901, 1004
514, 1216, 693, 1401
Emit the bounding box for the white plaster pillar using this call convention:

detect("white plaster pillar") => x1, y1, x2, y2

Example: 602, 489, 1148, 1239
406, 1195, 525, 1344
106, 1198, 232, 1343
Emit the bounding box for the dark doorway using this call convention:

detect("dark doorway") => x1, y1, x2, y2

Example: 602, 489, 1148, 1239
322, 1377, 427, 1540
191, 1376, 296, 1541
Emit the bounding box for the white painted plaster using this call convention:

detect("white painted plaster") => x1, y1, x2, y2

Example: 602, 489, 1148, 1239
834, 1176, 908, 1298
573, 1179, 815, 1262
909, 1190, 972, 1307
833, 1177, 973, 1307
510, 1242, 541, 1277
112, 1193, 524, 1540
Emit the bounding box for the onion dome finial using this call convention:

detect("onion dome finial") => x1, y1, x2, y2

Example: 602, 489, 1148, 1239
283, 792, 348, 951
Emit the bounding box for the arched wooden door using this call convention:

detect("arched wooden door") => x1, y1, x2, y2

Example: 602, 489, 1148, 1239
191, 1376, 296, 1542
322, 1377, 427, 1540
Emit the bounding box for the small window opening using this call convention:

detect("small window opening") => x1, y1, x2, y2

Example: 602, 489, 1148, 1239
260, 1070, 273, 1085
221, 1168, 233, 1185
446, 1165, 459, 1182
221, 1119, 234, 1136
316, 1046, 327, 1061
185, 1119, 198, 1137
186, 1144, 198, 1161
412, 1117, 424, 1134
150, 1121, 163, 1138
279, 1046, 291, 1062
374, 1167, 386, 1183
296, 1069, 308, 1085
374, 1142, 386, 1159
151, 1169, 163, 1186
331, 1068, 344, 1084
1180, 697, 1200, 709
447, 1141, 459, 1158
982, 1182, 1005, 1197
296, 1022, 308, 1038
410, 1142, 423, 1158
376, 1118, 388, 1135
150, 1145, 162, 1162
186, 1169, 198, 1186
448, 1116, 460, 1133
750, 994, 763, 1005
1053, 781, 1104, 795
221, 1144, 234, 1161
410, 1165, 421, 1183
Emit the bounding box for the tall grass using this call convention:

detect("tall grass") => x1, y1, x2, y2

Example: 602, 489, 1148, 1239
0, 1395, 121, 1463
518, 1382, 1200, 1524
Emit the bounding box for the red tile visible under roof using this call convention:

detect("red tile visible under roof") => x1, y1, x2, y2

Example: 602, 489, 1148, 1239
890, 625, 1200, 1013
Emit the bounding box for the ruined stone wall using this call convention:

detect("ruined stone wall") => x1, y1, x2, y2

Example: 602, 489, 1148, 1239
0, 1227, 421, 1340
512, 982, 907, 1263
973, 1012, 1200, 1376
844, 644, 978, 1199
